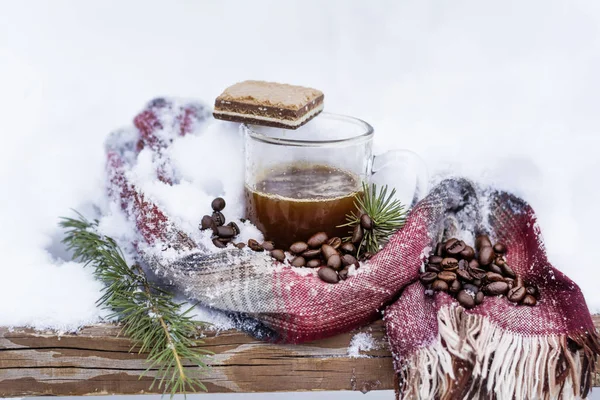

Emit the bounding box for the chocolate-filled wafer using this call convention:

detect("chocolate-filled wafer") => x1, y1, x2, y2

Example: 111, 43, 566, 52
213, 80, 324, 129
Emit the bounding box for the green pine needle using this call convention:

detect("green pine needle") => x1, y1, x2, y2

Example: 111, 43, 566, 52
339, 182, 408, 255
60, 212, 212, 397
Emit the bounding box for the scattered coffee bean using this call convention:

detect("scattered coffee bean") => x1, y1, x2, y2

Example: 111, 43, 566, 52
420, 272, 438, 284
444, 238, 458, 253
307, 232, 328, 248
505, 278, 514, 290
488, 264, 503, 275
449, 280, 462, 293
469, 267, 487, 280
306, 259, 321, 268
212, 238, 226, 248
429, 255, 443, 265
351, 225, 364, 245
341, 254, 359, 268
494, 257, 506, 266
438, 271, 457, 282
493, 242, 506, 254
340, 242, 356, 254
217, 237, 232, 244
248, 239, 264, 252
360, 214, 373, 230
227, 221, 240, 236
507, 286, 526, 303
458, 259, 469, 270
457, 290, 475, 309
435, 242, 445, 256
235, 242, 246, 249
463, 283, 479, 294
270, 249, 286, 262
501, 263, 516, 279
446, 240, 466, 255
328, 254, 342, 270
216, 225, 236, 238
475, 291, 484, 304
326, 237, 342, 249
211, 197, 226, 212
521, 294, 537, 306
200, 215, 216, 231
301, 249, 321, 259
469, 259, 480, 269
260, 241, 275, 251
460, 246, 475, 261
338, 267, 350, 280
292, 256, 306, 268
483, 281, 509, 296
432, 279, 449, 291
456, 269, 473, 282
478, 246, 495, 266
475, 234, 492, 250
515, 276, 524, 288
321, 244, 338, 260
441, 257, 459, 271
426, 263, 441, 273
290, 241, 309, 254
472, 278, 482, 286
318, 267, 339, 284
526, 286, 539, 298
485, 272, 505, 282
211, 211, 225, 226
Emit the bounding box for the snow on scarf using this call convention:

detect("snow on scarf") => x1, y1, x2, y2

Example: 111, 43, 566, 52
105, 98, 599, 399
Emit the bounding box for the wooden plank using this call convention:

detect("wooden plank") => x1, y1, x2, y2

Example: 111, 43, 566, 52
1, 316, 599, 397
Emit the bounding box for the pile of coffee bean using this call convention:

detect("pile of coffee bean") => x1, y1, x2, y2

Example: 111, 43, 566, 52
420, 235, 540, 308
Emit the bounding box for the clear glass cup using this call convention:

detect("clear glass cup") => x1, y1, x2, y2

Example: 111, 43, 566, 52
242, 112, 428, 248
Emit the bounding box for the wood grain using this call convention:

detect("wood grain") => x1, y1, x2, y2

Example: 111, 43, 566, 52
1, 317, 599, 397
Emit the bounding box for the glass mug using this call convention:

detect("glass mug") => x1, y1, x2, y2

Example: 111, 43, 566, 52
242, 113, 428, 249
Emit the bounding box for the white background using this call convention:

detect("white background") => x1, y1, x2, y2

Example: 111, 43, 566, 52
2, 0, 600, 399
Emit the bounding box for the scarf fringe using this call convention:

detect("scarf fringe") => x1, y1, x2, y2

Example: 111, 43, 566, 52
395, 306, 600, 399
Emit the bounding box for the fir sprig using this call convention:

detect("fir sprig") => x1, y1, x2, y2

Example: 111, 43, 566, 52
339, 182, 408, 254
60, 213, 212, 397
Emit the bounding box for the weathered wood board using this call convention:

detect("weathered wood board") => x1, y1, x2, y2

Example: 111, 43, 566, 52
1, 317, 599, 397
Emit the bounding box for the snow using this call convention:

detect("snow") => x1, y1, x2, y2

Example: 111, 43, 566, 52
1, 0, 600, 336
348, 332, 379, 358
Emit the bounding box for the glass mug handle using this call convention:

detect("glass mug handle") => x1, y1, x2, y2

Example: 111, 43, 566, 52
368, 149, 429, 207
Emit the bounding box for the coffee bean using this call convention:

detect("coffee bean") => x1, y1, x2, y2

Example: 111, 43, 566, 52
362, 252, 374, 260
505, 278, 514, 290
475, 291, 484, 305
429, 255, 443, 265
360, 214, 373, 230
493, 242, 507, 254
326, 237, 342, 249
270, 249, 286, 262
261, 241, 275, 251
307, 232, 328, 248
212, 238, 226, 248
521, 294, 537, 306
488, 264, 503, 275
526, 286, 539, 298
306, 259, 322, 268
501, 263, 516, 279
248, 239, 264, 252
318, 267, 339, 284
290, 241, 309, 254
469, 259, 480, 269
431, 279, 449, 291
227, 221, 240, 236
438, 271, 457, 282
446, 240, 466, 255
328, 254, 342, 270
458, 259, 469, 270
472, 278, 482, 286
463, 283, 479, 294
351, 225, 364, 245
302, 249, 321, 259
494, 257, 506, 266
340, 242, 356, 254
341, 254, 359, 268
515, 276, 524, 288
457, 290, 475, 309
449, 280, 462, 293
469, 267, 487, 280
441, 257, 459, 271
460, 246, 475, 261
444, 238, 458, 253
507, 286, 526, 303
338, 267, 350, 280
321, 244, 338, 260
456, 269, 473, 282
435, 242, 445, 256
218, 237, 232, 244
483, 281, 509, 296
211, 197, 226, 212
478, 246, 495, 266
216, 225, 235, 238
426, 264, 441, 273
292, 256, 306, 268
211, 211, 225, 226
200, 215, 216, 231
420, 272, 438, 284
475, 235, 492, 250
235, 242, 246, 249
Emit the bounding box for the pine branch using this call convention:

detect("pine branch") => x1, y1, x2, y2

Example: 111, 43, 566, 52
60, 212, 212, 397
